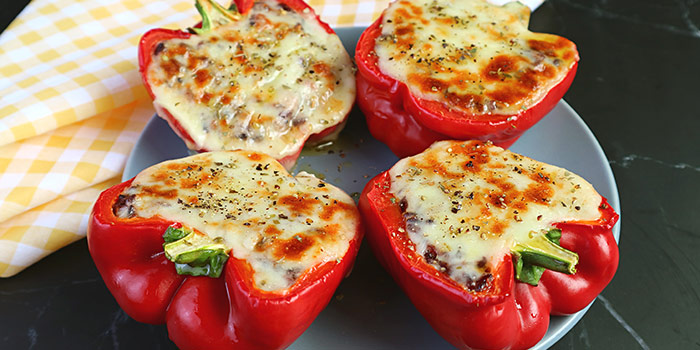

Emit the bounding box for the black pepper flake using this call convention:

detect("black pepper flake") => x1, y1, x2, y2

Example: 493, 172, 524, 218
472, 225, 480, 231
467, 273, 493, 292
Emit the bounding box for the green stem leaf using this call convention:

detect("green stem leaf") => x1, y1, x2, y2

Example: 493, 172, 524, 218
512, 229, 578, 286
163, 225, 191, 243
163, 225, 229, 278
192, 0, 239, 34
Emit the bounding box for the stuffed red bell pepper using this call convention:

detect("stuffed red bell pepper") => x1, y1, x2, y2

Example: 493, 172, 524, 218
358, 140, 619, 350
138, 0, 356, 169
88, 150, 362, 350
355, 0, 579, 158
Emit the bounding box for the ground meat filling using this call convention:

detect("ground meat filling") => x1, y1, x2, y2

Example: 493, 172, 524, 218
400, 197, 493, 292
113, 194, 135, 218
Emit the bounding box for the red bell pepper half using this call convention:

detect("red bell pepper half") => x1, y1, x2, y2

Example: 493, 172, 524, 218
359, 172, 618, 350
355, 4, 579, 158
88, 178, 362, 350
138, 0, 350, 169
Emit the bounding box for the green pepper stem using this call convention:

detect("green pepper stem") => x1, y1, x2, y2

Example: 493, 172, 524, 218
512, 229, 578, 285
163, 226, 229, 278
163, 225, 191, 243
193, 0, 238, 34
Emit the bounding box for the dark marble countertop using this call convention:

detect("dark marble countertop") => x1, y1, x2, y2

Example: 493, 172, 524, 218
2, 0, 698, 349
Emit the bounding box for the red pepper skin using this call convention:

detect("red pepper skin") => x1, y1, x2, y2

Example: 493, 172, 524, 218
87, 180, 182, 324
137, 0, 346, 167
358, 172, 618, 350
355, 17, 579, 158
88, 178, 363, 350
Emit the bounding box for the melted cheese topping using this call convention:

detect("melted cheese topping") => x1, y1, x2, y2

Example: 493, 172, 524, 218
374, 0, 577, 116
388, 140, 601, 290
119, 151, 359, 292
147, 0, 355, 158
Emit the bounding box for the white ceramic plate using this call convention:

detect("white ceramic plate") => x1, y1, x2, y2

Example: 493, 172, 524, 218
124, 27, 620, 350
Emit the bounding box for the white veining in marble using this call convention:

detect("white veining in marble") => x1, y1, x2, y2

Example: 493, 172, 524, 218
27, 328, 37, 349
0, 277, 100, 296
609, 154, 700, 172
597, 294, 651, 350
577, 321, 591, 348
556, 0, 700, 38
103, 309, 129, 350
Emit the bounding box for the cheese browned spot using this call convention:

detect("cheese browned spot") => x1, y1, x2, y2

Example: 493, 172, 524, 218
374, 0, 578, 116
388, 141, 602, 290
115, 151, 359, 292
147, 0, 355, 158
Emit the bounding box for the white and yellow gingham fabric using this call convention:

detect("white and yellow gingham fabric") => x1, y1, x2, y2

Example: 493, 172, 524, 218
0, 0, 395, 277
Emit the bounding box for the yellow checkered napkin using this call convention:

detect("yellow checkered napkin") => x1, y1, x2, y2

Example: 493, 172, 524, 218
0, 0, 393, 277
0, 102, 153, 277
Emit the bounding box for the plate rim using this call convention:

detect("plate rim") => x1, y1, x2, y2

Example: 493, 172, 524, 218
123, 26, 621, 350
122, 99, 621, 350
